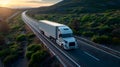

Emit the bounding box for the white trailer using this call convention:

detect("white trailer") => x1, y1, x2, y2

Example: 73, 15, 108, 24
39, 20, 78, 50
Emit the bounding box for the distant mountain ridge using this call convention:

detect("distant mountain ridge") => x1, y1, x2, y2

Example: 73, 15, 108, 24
29, 0, 120, 14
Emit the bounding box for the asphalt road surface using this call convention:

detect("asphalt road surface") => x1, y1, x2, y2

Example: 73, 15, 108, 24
22, 11, 120, 67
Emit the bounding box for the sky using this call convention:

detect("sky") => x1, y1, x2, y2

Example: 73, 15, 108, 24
0, 0, 62, 8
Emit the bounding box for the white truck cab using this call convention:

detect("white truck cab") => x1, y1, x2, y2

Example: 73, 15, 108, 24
56, 26, 78, 50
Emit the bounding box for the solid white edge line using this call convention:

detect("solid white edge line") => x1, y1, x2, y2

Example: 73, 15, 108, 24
22, 14, 67, 67
42, 34, 81, 67
22, 12, 81, 67
79, 37, 120, 54
79, 40, 120, 59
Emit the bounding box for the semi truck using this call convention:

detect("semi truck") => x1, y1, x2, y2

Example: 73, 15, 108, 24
38, 20, 78, 50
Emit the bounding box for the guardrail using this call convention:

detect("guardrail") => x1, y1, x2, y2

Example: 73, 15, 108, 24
22, 12, 81, 67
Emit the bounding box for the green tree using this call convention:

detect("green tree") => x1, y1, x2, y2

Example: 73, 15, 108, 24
26, 44, 42, 60
91, 35, 111, 44
69, 19, 80, 34
0, 35, 5, 45
27, 44, 41, 52
16, 34, 26, 42
28, 50, 49, 67
3, 55, 17, 66
81, 14, 90, 22
26, 51, 34, 60
82, 31, 94, 37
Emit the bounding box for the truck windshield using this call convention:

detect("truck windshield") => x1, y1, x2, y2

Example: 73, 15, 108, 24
61, 34, 73, 38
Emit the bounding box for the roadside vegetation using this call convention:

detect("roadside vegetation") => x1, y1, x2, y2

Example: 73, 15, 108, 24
28, 0, 120, 46
30, 10, 120, 45
0, 13, 61, 67
0, 14, 27, 66
26, 44, 49, 67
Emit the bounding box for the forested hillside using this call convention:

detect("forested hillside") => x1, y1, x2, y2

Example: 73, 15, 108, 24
29, 0, 120, 14
28, 0, 120, 45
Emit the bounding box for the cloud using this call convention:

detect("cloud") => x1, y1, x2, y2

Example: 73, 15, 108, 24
26, 0, 62, 3
7, 0, 53, 8
24, 0, 43, 3
25, 0, 44, 3
0, 0, 62, 8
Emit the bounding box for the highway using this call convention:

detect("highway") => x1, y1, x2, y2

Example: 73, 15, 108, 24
22, 11, 120, 67
6, 11, 21, 22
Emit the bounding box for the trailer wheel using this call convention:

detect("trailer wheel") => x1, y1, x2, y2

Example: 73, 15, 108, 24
41, 31, 44, 35
49, 36, 52, 40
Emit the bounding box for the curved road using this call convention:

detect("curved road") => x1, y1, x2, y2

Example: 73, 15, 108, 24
22, 11, 120, 67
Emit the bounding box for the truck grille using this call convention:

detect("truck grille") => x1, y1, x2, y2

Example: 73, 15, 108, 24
69, 42, 75, 46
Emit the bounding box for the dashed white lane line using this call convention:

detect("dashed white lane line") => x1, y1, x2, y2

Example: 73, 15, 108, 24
84, 51, 100, 61
78, 40, 120, 59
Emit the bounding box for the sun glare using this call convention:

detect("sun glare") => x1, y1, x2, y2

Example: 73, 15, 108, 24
0, 0, 10, 7
0, 0, 59, 8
